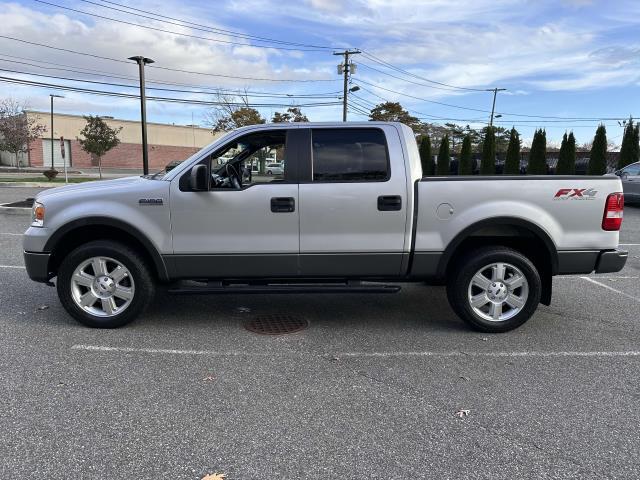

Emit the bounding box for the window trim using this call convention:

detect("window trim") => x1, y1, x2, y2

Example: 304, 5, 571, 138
179, 128, 301, 192
306, 127, 392, 184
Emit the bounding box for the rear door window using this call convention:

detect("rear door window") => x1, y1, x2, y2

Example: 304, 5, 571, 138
311, 128, 389, 182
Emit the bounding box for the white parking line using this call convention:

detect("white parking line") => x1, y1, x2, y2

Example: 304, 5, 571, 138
71, 344, 274, 356
333, 351, 640, 357
580, 276, 640, 303
557, 276, 639, 279
620, 243, 640, 246
71, 344, 640, 358
0, 265, 25, 269
0, 232, 22, 236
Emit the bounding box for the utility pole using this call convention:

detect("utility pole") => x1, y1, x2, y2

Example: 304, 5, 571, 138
487, 87, 506, 127
49, 94, 64, 170
128, 55, 154, 175
334, 49, 361, 122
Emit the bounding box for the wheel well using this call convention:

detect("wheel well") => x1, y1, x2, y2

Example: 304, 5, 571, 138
441, 223, 556, 305
48, 225, 165, 281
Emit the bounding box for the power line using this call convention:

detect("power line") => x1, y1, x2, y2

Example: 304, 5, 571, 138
0, 65, 342, 99
0, 52, 339, 96
83, 0, 335, 50
360, 50, 487, 92
35, 0, 328, 52
357, 77, 492, 114
0, 35, 336, 82
357, 77, 637, 121
0, 76, 343, 107
358, 62, 470, 93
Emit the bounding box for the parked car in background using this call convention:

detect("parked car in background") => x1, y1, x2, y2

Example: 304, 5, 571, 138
266, 163, 284, 175
612, 162, 640, 203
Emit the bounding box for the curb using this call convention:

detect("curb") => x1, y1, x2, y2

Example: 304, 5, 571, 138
0, 182, 57, 188
0, 204, 30, 215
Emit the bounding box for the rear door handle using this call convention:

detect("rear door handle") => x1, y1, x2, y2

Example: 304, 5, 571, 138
271, 197, 295, 213
377, 195, 402, 211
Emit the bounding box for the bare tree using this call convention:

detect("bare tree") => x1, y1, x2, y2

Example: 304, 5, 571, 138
0, 98, 46, 169
204, 90, 265, 132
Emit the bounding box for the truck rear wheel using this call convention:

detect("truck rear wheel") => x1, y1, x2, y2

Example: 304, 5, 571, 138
446, 246, 541, 333
57, 240, 155, 328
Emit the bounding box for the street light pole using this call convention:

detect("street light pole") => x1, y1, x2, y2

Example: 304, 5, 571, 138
49, 94, 64, 170
128, 56, 155, 175
487, 87, 506, 127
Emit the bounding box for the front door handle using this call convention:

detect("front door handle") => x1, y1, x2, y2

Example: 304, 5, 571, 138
377, 195, 402, 211
271, 197, 295, 213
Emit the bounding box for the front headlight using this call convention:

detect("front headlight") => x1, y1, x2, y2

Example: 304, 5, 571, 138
31, 201, 45, 227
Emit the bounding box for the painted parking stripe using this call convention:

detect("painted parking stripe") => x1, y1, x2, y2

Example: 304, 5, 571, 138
72, 344, 640, 358
0, 265, 25, 269
619, 243, 640, 246
581, 276, 640, 303
557, 276, 639, 279
72, 345, 274, 356
0, 232, 22, 236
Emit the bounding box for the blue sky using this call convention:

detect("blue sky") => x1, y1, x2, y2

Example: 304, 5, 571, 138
0, 0, 638, 146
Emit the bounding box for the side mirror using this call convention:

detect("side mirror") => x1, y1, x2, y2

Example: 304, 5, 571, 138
190, 164, 208, 191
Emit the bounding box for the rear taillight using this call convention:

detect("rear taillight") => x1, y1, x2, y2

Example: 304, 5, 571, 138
602, 192, 624, 231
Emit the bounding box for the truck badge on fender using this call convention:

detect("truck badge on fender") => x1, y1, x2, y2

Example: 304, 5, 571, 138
553, 188, 597, 200
138, 198, 164, 205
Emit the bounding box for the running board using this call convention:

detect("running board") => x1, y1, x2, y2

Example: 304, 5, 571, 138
167, 281, 401, 295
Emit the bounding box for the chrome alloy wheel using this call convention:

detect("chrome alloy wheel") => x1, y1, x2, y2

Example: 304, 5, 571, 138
467, 262, 529, 322
70, 256, 135, 317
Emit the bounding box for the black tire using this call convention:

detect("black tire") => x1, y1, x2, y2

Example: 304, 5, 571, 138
266, 170, 273, 175
57, 240, 155, 328
446, 246, 541, 333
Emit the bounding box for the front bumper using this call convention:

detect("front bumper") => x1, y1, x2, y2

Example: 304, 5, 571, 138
23, 251, 52, 283
595, 249, 628, 273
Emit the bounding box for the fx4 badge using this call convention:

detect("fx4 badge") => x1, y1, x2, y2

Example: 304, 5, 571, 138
553, 188, 597, 200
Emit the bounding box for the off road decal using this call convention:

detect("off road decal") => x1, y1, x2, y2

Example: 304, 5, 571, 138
553, 188, 597, 200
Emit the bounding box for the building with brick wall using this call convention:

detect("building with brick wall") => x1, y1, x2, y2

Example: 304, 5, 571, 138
2, 111, 224, 171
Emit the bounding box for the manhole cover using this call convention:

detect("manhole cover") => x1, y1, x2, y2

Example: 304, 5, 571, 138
244, 314, 308, 335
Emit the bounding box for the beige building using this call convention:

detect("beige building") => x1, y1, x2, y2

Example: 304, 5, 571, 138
1, 111, 223, 171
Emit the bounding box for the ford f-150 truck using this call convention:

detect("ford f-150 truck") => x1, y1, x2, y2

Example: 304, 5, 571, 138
23, 122, 627, 332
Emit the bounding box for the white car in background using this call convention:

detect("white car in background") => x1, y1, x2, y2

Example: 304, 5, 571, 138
266, 163, 284, 175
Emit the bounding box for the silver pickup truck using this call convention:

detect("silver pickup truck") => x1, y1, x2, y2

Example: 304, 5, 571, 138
23, 122, 627, 332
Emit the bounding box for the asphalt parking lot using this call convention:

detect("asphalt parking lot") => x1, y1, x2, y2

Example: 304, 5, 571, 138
1, 187, 639, 480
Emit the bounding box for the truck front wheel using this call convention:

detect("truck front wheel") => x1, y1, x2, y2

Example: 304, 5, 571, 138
57, 240, 155, 328
446, 246, 541, 333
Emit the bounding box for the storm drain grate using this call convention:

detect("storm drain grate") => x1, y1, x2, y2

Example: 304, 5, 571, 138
244, 314, 309, 335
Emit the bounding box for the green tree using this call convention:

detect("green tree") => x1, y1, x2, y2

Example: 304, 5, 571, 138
77, 115, 122, 179
528, 128, 547, 175
369, 101, 421, 132
458, 134, 473, 175
504, 127, 520, 175
436, 135, 451, 175
618, 118, 639, 169
419, 135, 434, 176
272, 107, 308, 123
588, 124, 608, 175
556, 131, 576, 175
480, 127, 496, 174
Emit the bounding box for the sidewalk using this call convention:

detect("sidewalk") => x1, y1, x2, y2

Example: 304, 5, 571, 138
0, 166, 142, 187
